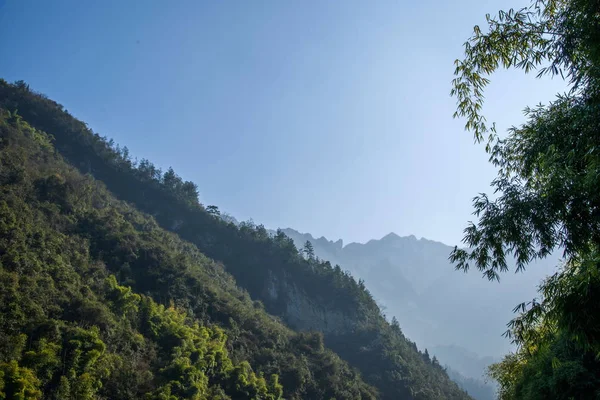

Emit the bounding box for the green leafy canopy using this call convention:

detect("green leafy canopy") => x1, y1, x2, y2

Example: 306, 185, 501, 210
451, 0, 600, 398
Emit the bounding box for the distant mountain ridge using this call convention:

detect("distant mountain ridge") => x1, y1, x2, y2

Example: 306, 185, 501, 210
275, 227, 556, 399
278, 227, 554, 355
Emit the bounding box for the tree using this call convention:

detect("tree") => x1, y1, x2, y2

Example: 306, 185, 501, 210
451, 0, 600, 398
162, 167, 180, 190
423, 349, 431, 363
0, 361, 42, 400
391, 317, 402, 334
302, 241, 315, 261
451, 0, 600, 148
206, 205, 220, 216
451, 0, 600, 278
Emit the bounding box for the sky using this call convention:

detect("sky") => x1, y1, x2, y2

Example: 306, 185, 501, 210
0, 0, 568, 246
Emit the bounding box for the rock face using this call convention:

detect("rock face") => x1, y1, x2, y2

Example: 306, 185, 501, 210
266, 271, 355, 333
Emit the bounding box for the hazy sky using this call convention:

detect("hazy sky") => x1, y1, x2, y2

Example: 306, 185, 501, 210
0, 0, 567, 246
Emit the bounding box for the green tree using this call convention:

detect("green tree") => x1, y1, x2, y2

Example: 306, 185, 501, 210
0, 361, 42, 400
162, 167, 181, 190
206, 205, 221, 216
451, 0, 600, 398
302, 241, 315, 261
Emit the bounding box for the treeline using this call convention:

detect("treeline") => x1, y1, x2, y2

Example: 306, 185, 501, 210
0, 79, 469, 399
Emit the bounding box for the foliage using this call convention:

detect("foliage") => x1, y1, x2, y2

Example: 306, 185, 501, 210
488, 328, 600, 399
0, 79, 470, 399
451, 0, 600, 146
0, 361, 42, 400
451, 0, 600, 398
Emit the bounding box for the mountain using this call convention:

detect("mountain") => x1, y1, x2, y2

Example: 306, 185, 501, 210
0, 104, 371, 399
0, 79, 470, 399
278, 228, 557, 399
280, 228, 555, 355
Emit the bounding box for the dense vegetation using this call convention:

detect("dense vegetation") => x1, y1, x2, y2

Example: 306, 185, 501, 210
451, 0, 600, 398
0, 80, 469, 399
0, 110, 381, 399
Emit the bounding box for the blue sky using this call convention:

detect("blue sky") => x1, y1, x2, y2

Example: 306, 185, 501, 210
0, 0, 567, 246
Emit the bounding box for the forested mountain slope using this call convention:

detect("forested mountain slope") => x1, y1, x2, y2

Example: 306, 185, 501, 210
0, 79, 470, 399
0, 109, 376, 399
